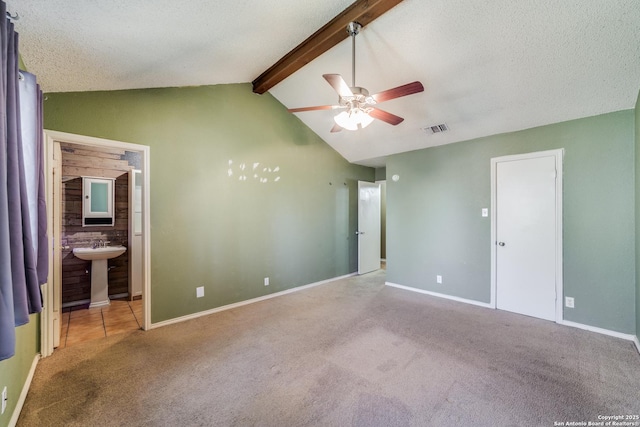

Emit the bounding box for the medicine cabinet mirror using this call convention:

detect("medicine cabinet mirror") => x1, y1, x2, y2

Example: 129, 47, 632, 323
82, 176, 115, 226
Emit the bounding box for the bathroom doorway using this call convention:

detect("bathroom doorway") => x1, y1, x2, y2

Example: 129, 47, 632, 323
41, 130, 151, 356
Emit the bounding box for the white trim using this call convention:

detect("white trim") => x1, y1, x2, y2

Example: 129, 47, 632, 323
42, 130, 152, 357
385, 281, 493, 308
149, 273, 357, 329
45, 130, 144, 151
8, 355, 39, 427
633, 335, 640, 354
490, 149, 564, 321
141, 140, 152, 331
559, 320, 637, 343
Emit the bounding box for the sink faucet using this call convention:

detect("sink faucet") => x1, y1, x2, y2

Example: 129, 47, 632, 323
90, 240, 112, 249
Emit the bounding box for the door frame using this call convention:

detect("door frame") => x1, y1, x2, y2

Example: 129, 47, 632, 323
490, 149, 564, 322
41, 130, 152, 357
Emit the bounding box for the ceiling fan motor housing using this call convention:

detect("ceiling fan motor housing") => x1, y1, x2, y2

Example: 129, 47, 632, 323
339, 86, 375, 110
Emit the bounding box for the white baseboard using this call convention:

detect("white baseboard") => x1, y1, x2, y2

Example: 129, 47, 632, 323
386, 282, 640, 350
150, 273, 358, 330
558, 320, 637, 342
9, 354, 40, 427
385, 281, 493, 308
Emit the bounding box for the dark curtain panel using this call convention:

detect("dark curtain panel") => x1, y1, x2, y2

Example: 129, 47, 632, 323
0, 1, 45, 361
0, 0, 14, 360
36, 86, 47, 284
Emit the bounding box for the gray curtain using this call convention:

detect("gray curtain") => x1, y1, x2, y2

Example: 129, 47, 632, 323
0, 1, 46, 361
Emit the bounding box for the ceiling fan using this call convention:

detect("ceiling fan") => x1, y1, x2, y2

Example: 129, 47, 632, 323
288, 22, 424, 132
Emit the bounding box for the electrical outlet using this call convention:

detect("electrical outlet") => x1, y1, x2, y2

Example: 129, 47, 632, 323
196, 286, 204, 298
436, 275, 442, 284
264, 277, 269, 286
2, 386, 7, 414
481, 208, 488, 217
565, 296, 575, 308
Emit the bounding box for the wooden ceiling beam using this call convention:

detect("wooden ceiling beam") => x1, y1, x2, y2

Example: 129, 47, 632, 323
252, 0, 404, 95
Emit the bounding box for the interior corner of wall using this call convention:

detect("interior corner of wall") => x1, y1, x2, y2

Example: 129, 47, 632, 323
18, 54, 27, 71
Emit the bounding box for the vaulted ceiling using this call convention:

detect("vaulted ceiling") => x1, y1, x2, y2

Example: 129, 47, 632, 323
8, 0, 640, 167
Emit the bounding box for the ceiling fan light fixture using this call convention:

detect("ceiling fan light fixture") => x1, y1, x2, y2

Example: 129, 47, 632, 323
334, 108, 374, 131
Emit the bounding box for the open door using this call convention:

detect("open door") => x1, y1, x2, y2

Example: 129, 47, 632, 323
357, 181, 381, 274
42, 140, 62, 356
129, 169, 143, 299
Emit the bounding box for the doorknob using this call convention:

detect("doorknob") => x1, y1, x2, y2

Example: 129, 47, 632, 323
355, 231, 365, 235
498, 242, 506, 246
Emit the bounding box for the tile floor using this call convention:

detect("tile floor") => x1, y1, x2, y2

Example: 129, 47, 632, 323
59, 299, 143, 348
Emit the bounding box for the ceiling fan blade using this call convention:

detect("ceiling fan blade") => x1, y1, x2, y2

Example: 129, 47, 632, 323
330, 123, 343, 133
323, 74, 353, 98
371, 81, 424, 104
369, 108, 404, 126
288, 105, 341, 113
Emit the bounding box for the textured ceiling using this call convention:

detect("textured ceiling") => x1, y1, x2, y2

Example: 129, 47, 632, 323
8, 0, 640, 167
9, 0, 354, 91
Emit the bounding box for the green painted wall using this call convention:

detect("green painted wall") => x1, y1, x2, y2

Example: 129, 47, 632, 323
44, 84, 373, 323
635, 88, 640, 341
0, 315, 39, 426
387, 111, 636, 334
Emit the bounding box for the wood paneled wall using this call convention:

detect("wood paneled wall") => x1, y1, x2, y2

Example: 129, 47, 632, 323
61, 142, 137, 306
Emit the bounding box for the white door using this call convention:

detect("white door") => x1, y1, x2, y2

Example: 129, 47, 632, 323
494, 153, 560, 321
357, 181, 381, 274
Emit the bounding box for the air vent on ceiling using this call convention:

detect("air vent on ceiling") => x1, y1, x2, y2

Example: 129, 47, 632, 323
422, 123, 449, 135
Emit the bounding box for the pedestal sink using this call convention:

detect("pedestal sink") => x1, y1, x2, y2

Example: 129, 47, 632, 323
73, 246, 127, 308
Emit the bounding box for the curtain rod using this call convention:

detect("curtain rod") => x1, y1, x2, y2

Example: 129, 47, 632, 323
6, 11, 19, 21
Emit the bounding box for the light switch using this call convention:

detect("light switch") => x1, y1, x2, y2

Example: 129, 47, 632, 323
481, 208, 488, 217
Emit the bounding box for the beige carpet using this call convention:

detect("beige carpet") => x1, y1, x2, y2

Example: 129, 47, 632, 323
18, 271, 640, 426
